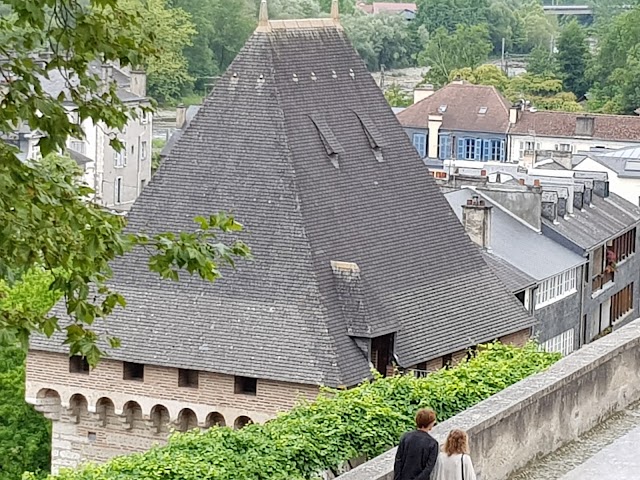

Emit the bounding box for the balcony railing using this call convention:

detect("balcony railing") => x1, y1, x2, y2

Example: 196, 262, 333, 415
592, 270, 614, 292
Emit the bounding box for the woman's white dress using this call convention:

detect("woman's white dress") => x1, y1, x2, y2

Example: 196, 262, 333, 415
431, 452, 477, 480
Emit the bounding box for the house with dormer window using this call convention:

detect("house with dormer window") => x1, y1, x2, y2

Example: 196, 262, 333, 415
397, 81, 510, 166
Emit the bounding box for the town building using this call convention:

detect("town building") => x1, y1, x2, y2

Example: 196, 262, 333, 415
437, 162, 640, 348
444, 187, 586, 355
397, 82, 511, 163
13, 60, 152, 211
508, 109, 640, 164
397, 82, 640, 183
573, 146, 640, 206
26, 1, 535, 471
355, 2, 417, 20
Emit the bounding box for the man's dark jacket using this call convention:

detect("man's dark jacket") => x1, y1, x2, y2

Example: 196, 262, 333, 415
393, 430, 439, 480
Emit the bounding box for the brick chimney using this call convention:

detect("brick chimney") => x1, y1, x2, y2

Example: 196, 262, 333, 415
413, 85, 434, 104
462, 195, 492, 250
541, 191, 559, 224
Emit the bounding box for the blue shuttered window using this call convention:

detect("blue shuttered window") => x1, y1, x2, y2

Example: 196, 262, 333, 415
457, 138, 465, 159
438, 135, 451, 159
500, 140, 505, 161
412, 133, 427, 158
474, 139, 482, 160
482, 140, 490, 161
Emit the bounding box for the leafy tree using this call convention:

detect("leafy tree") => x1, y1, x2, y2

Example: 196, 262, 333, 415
451, 65, 583, 111
318, 0, 354, 14
418, 24, 492, 87
0, 0, 250, 363
125, 0, 196, 103
519, 0, 557, 52
556, 19, 590, 98
416, 0, 489, 34
527, 45, 556, 76
0, 269, 60, 480
588, 5, 640, 113
342, 12, 417, 71
268, 0, 322, 19
384, 83, 412, 107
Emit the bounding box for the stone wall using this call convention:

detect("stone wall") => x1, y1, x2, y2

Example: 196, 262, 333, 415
338, 317, 640, 480
26, 350, 319, 473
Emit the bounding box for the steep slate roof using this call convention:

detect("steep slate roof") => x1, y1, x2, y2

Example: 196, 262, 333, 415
543, 192, 640, 251
397, 83, 511, 134
445, 188, 584, 282
482, 252, 535, 293
33, 14, 533, 387
510, 111, 640, 142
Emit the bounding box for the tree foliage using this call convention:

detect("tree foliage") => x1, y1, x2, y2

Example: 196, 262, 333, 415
0, 269, 60, 480
0, 0, 250, 363
418, 25, 493, 87
41, 342, 559, 480
125, 0, 196, 103
556, 19, 590, 98
342, 12, 417, 71
384, 83, 412, 107
451, 65, 583, 112
588, 5, 640, 113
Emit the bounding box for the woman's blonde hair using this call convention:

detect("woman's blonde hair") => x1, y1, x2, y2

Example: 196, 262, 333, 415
443, 429, 469, 456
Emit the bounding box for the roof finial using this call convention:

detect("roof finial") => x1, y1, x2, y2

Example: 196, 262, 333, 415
331, 0, 339, 21
258, 0, 269, 28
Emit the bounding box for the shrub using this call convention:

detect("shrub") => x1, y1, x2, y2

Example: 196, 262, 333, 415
47, 342, 559, 480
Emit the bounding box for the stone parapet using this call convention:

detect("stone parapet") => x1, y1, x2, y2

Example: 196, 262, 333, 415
339, 318, 640, 480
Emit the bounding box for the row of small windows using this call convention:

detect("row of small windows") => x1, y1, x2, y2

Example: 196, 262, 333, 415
411, 133, 506, 162
68, 359, 258, 395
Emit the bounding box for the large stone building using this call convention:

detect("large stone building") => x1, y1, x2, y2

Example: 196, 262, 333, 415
26, 1, 534, 472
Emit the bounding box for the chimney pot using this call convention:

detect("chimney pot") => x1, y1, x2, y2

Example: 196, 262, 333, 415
519, 178, 525, 186
534, 179, 541, 187
480, 169, 487, 176
466, 199, 473, 206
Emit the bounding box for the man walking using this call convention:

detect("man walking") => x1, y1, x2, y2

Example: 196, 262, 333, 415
394, 408, 439, 480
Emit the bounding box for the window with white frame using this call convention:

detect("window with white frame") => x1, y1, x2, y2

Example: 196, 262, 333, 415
114, 143, 127, 167
115, 177, 123, 204
535, 268, 578, 308
557, 143, 573, 152
518, 141, 540, 159
541, 328, 575, 356
70, 140, 86, 155
140, 140, 148, 161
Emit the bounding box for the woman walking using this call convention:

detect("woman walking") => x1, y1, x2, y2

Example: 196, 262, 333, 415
432, 429, 477, 480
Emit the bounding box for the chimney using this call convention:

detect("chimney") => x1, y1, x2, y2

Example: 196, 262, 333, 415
593, 179, 610, 198
557, 196, 567, 218
413, 85, 434, 104
100, 63, 114, 91
541, 191, 559, 224
462, 195, 492, 250
427, 114, 442, 158
509, 106, 521, 124
573, 187, 584, 210
129, 69, 147, 98
575, 116, 595, 137
176, 104, 187, 130
583, 182, 593, 207
331, 0, 339, 20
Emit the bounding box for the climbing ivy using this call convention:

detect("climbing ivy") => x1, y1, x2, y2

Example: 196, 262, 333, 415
44, 342, 559, 480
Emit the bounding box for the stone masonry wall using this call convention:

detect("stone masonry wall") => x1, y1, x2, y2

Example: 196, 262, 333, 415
26, 350, 319, 473
338, 318, 640, 480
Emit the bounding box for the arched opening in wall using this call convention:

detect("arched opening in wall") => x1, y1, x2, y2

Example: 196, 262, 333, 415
35, 388, 62, 420
96, 397, 116, 428
69, 393, 89, 424
123, 401, 143, 430
234, 415, 253, 430
150, 404, 170, 434
205, 412, 226, 428
176, 408, 198, 432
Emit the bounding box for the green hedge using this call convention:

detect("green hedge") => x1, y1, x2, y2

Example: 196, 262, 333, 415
46, 342, 559, 480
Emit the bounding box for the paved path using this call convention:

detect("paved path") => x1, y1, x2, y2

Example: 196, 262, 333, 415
560, 423, 640, 480
509, 401, 640, 480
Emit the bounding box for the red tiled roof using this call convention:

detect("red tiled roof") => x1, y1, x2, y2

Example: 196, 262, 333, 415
356, 2, 417, 14
509, 110, 640, 142
397, 83, 511, 134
